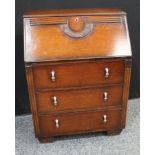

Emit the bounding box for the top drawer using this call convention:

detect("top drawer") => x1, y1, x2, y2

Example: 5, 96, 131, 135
24, 12, 131, 62
32, 59, 125, 89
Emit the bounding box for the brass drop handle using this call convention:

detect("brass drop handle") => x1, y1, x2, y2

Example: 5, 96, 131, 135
51, 70, 56, 82
55, 119, 60, 128
102, 115, 107, 123
104, 67, 109, 78
104, 92, 108, 101
52, 96, 58, 106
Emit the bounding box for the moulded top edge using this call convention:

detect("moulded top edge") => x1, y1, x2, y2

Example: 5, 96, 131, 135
23, 8, 126, 18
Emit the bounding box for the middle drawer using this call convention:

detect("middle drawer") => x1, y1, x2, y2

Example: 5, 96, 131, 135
36, 85, 123, 113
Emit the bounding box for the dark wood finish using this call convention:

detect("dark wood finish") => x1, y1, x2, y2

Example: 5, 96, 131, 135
24, 8, 132, 143
38, 137, 53, 143
33, 60, 125, 89
106, 129, 122, 135
36, 85, 123, 113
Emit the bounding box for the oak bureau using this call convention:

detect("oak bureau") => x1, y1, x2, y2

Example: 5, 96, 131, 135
23, 8, 132, 143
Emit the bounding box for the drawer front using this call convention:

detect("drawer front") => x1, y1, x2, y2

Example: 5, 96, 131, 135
36, 85, 123, 113
33, 60, 125, 89
39, 109, 121, 136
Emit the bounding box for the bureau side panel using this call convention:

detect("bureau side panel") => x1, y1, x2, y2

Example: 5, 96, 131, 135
121, 59, 132, 128
25, 64, 40, 137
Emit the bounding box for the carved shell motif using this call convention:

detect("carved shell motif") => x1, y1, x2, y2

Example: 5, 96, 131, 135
60, 16, 94, 38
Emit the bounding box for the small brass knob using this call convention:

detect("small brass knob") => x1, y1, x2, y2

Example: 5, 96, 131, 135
104, 67, 110, 78
51, 70, 56, 82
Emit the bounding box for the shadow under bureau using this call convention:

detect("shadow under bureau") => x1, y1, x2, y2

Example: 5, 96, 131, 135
23, 8, 132, 143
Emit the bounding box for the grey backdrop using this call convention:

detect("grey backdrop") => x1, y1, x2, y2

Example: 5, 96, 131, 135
15, 0, 140, 115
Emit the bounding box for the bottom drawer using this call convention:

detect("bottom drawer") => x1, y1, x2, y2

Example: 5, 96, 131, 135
39, 109, 122, 137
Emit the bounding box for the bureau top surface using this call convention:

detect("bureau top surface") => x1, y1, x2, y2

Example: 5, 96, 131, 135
24, 8, 126, 17
24, 8, 132, 62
